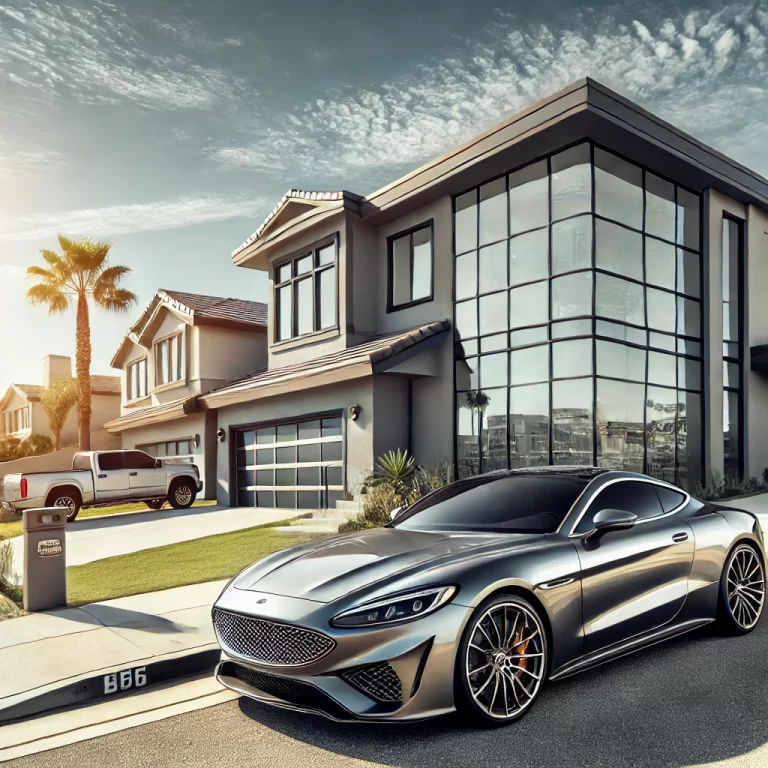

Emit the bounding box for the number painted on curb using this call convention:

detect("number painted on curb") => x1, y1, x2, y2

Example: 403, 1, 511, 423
103, 666, 148, 695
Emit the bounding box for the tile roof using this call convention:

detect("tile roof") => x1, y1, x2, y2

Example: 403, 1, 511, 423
104, 395, 200, 432
14, 384, 44, 400
11, 377, 119, 400
160, 290, 268, 327
201, 320, 450, 406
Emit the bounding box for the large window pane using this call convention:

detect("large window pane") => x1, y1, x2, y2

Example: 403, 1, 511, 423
552, 319, 592, 339
277, 284, 292, 341
552, 271, 592, 320
481, 333, 508, 352
677, 188, 700, 251
510, 344, 549, 385
724, 390, 740, 478
645, 237, 675, 290
479, 292, 508, 335
412, 227, 432, 300
645, 174, 676, 242
596, 341, 646, 382
679, 357, 701, 391
455, 190, 478, 254
648, 351, 676, 387
508, 229, 547, 286
296, 277, 313, 336
677, 296, 700, 338
455, 251, 477, 300
509, 281, 548, 328
509, 383, 549, 467
391, 234, 411, 306
455, 358, 478, 391
551, 144, 591, 221
317, 244, 335, 266
455, 299, 477, 339
457, 393, 480, 477
646, 287, 676, 333
479, 389, 507, 472
596, 320, 646, 346
552, 339, 592, 378
552, 378, 593, 465
509, 160, 548, 235
318, 267, 336, 329
646, 386, 677, 484
723, 218, 741, 342
479, 242, 507, 294
678, 390, 702, 490
596, 274, 644, 326
479, 177, 507, 245
594, 148, 642, 229
510, 326, 548, 347
596, 379, 644, 472
677, 249, 700, 298
596, 219, 642, 281
552, 215, 592, 275
480, 352, 507, 389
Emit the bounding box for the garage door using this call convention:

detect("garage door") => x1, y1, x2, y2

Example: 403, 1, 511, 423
236, 415, 344, 509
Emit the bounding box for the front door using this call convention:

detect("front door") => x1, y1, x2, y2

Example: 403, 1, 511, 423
94, 453, 131, 500
573, 480, 695, 654
124, 451, 166, 497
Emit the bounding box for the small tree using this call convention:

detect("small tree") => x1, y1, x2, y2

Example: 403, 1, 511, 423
40, 378, 79, 451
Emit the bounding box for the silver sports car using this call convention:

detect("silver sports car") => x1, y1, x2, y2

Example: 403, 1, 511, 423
211, 468, 766, 726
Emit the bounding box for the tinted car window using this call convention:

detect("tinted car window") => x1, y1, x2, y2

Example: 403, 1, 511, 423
575, 481, 664, 534
654, 486, 686, 513
123, 451, 158, 470
72, 454, 91, 471
98, 453, 125, 471
393, 474, 590, 534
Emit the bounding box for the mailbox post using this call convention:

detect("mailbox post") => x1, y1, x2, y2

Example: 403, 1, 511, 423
23, 507, 67, 612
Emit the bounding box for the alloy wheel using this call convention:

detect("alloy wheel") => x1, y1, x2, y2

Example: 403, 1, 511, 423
465, 601, 546, 721
175, 486, 192, 505
53, 496, 76, 514
726, 545, 765, 630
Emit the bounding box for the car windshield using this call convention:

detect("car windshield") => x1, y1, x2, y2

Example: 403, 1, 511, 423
392, 473, 591, 534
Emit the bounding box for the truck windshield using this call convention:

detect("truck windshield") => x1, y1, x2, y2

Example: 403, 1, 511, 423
391, 474, 590, 534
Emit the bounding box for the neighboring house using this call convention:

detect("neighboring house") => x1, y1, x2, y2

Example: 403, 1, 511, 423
104, 290, 268, 499
0, 355, 121, 447
197, 77, 768, 511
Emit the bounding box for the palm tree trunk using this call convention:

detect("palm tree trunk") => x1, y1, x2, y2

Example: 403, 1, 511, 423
54, 428, 61, 452
75, 291, 92, 450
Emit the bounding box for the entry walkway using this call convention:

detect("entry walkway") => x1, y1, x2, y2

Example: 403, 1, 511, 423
7, 505, 300, 582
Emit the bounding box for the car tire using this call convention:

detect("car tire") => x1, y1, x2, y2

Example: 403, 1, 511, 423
454, 593, 548, 728
145, 499, 165, 510
716, 542, 765, 635
168, 480, 196, 510
48, 489, 82, 523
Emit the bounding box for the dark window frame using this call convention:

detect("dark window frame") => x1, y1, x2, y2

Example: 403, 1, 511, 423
272, 234, 339, 344
386, 219, 435, 313
127, 357, 148, 401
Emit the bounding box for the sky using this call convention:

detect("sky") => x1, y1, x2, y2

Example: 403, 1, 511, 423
0, 0, 767, 393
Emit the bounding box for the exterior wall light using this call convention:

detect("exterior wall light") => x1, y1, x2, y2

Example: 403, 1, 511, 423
348, 404, 361, 421
192, 434, 200, 449
216, 428, 226, 442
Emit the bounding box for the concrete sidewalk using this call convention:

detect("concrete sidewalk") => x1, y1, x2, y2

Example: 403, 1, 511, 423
0, 580, 226, 722
7, 505, 301, 582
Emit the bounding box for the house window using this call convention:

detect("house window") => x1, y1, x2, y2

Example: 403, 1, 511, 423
274, 240, 337, 342
141, 439, 194, 463
127, 358, 148, 400
155, 333, 184, 386
3, 407, 29, 433
388, 222, 434, 311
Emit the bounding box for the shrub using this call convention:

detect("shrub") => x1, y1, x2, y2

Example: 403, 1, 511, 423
0, 539, 22, 611
693, 470, 767, 501
0, 436, 20, 462
17, 433, 54, 458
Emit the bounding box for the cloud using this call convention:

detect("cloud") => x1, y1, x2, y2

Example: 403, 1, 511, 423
0, 195, 266, 242
0, 143, 65, 177
210, 3, 768, 181
0, 1, 251, 110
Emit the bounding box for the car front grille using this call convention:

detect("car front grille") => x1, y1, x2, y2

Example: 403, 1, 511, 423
213, 609, 335, 666
226, 662, 350, 720
341, 662, 403, 703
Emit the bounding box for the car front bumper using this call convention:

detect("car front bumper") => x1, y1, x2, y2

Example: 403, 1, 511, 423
212, 587, 471, 722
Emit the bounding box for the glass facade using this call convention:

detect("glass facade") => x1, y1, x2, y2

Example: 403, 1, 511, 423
722, 216, 744, 478
454, 142, 703, 489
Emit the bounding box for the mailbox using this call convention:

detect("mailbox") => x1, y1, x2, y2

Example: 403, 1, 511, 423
23, 507, 67, 612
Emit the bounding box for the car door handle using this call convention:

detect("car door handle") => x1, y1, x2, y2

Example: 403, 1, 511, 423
98, 474, 107, 479
129, 471, 138, 476
672, 532, 689, 543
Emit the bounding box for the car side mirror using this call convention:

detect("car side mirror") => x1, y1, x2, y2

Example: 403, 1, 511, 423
155, 459, 162, 468
389, 506, 403, 521
587, 508, 638, 540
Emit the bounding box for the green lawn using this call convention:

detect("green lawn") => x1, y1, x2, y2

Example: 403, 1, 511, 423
0, 499, 217, 542
66, 521, 327, 606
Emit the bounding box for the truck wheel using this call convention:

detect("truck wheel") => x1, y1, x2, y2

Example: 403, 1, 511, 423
48, 489, 82, 522
169, 480, 196, 510
145, 499, 165, 510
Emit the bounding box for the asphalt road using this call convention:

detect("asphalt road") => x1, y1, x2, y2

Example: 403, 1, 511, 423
9, 619, 768, 768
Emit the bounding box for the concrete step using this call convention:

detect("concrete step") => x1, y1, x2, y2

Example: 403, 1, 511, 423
293, 517, 348, 527
273, 523, 341, 535
334, 499, 361, 513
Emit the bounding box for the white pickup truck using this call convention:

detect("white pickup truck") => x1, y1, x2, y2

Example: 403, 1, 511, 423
0, 450, 203, 522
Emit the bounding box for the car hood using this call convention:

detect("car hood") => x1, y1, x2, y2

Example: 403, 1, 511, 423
232, 527, 545, 604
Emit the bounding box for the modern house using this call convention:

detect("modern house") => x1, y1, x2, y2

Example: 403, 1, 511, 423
0, 355, 121, 447
104, 290, 268, 498
199, 78, 768, 510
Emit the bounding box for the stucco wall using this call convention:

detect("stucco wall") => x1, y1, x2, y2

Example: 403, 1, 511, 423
196, 325, 267, 389
372, 375, 409, 462
213, 379, 373, 506
0, 447, 78, 478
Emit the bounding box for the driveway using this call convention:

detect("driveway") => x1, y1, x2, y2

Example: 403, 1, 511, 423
6, 505, 301, 582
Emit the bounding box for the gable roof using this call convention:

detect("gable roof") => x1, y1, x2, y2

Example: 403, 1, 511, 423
1, 375, 120, 411
200, 320, 450, 409
14, 384, 44, 401
111, 289, 268, 368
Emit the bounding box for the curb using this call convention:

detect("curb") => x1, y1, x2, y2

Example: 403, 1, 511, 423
0, 648, 221, 724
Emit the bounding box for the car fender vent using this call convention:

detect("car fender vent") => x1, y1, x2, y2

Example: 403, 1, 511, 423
341, 662, 403, 703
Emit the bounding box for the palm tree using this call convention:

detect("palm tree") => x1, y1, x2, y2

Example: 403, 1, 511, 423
27, 236, 137, 450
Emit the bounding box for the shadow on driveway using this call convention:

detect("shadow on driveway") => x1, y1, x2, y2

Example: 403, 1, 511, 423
238, 622, 768, 767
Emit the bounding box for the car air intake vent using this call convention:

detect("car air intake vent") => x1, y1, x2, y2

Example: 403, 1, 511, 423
213, 609, 335, 666
341, 662, 403, 703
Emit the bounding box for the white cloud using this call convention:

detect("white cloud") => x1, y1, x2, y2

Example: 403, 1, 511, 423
211, 3, 768, 181
0, 264, 26, 279
0, 1, 251, 110
0, 196, 266, 242
0, 143, 65, 177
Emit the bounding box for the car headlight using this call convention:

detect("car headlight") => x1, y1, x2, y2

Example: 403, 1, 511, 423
331, 586, 457, 628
